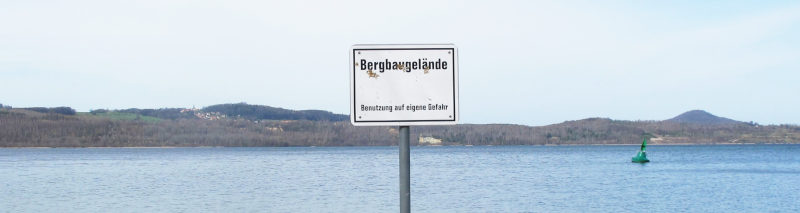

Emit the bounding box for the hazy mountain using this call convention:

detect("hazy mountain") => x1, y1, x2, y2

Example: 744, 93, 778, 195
666, 110, 742, 125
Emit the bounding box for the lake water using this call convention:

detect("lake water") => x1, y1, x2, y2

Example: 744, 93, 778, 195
2, 145, 799, 212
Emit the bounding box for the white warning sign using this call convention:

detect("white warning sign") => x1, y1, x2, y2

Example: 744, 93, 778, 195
349, 44, 459, 126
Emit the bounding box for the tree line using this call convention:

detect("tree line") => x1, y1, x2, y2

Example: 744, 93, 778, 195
203, 103, 348, 121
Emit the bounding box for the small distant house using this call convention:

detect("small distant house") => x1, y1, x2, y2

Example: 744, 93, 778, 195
419, 136, 443, 145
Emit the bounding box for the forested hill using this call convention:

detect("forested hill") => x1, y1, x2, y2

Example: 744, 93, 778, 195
203, 103, 348, 121
1, 104, 798, 147
86, 103, 347, 121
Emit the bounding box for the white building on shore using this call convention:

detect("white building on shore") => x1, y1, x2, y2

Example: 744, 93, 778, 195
419, 136, 443, 145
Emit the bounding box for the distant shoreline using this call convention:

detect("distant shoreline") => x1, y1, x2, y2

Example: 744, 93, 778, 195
2, 143, 797, 149
3, 105, 799, 147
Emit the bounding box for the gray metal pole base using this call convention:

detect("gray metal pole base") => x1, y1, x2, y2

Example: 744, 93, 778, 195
399, 126, 410, 213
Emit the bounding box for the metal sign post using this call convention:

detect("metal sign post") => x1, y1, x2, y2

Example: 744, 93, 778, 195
399, 126, 410, 213
349, 44, 458, 213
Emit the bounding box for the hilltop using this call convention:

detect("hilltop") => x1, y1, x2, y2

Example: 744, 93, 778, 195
84, 103, 347, 122
666, 110, 742, 125
0, 105, 798, 147
203, 103, 347, 121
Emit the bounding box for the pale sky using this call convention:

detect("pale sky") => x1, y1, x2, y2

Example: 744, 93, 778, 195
1, 0, 798, 126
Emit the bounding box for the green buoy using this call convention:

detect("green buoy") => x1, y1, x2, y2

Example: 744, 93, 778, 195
632, 138, 650, 163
